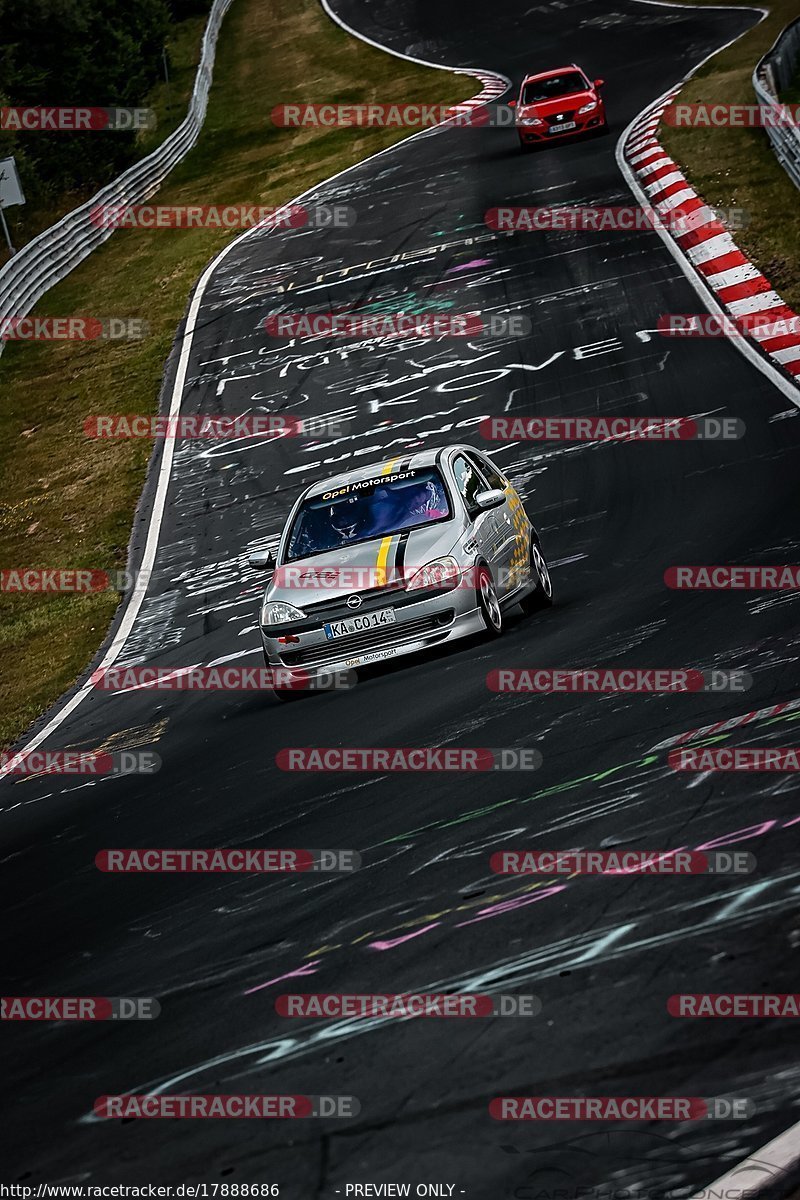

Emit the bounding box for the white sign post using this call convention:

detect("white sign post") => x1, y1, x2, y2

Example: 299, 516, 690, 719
0, 157, 26, 257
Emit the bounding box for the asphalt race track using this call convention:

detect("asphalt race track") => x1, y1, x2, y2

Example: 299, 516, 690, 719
3, 0, 800, 1193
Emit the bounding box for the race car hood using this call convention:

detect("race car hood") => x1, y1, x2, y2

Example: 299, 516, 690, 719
267, 518, 466, 604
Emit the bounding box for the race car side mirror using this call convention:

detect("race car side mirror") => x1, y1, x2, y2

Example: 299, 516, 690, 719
248, 549, 274, 570
594, 78, 605, 88
475, 489, 506, 510
508, 99, 517, 108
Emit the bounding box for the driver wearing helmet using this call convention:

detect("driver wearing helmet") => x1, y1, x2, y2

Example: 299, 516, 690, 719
407, 479, 448, 521
329, 494, 368, 542
361, 485, 399, 537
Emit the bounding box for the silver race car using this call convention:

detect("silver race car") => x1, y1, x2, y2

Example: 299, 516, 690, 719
249, 444, 552, 696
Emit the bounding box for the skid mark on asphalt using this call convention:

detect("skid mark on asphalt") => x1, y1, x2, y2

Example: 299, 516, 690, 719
4, 719, 170, 795
207, 707, 800, 975
77, 867, 800, 1114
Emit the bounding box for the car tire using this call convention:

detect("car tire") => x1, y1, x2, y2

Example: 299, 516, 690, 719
273, 687, 303, 703
519, 540, 553, 614
476, 564, 504, 636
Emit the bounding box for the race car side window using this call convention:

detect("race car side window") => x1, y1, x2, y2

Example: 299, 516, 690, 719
452, 453, 490, 515
468, 451, 508, 492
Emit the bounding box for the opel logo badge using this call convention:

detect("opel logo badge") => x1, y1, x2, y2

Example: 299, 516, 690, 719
346, 594, 362, 609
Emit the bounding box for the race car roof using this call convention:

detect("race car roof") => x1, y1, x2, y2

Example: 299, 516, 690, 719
522, 64, 582, 83
304, 448, 446, 499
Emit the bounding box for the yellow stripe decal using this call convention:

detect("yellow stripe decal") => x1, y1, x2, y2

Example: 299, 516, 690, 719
376, 535, 393, 587
381, 458, 400, 475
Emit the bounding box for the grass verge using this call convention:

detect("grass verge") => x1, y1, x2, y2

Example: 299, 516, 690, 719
0, 0, 475, 749
659, 0, 800, 311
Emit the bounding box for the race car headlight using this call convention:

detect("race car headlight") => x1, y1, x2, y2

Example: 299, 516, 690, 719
261, 600, 306, 625
577, 100, 598, 114
518, 116, 545, 126
405, 557, 460, 593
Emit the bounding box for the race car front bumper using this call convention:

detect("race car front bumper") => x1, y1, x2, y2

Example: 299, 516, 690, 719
517, 112, 605, 144
260, 579, 486, 686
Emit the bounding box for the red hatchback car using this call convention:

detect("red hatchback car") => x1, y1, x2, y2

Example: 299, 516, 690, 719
512, 65, 606, 149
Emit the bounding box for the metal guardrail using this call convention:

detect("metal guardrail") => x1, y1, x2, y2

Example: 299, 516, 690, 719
0, 0, 235, 358
753, 16, 800, 191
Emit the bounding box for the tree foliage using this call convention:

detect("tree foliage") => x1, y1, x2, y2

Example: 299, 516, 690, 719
0, 0, 209, 205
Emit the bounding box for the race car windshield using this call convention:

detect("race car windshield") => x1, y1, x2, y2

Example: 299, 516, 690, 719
522, 72, 587, 103
285, 469, 451, 561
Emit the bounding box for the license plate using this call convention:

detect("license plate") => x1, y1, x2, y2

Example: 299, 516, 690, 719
549, 121, 576, 132
324, 608, 396, 639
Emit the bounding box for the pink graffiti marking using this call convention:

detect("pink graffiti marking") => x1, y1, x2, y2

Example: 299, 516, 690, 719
368, 922, 441, 951
456, 884, 567, 927
244, 959, 321, 995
